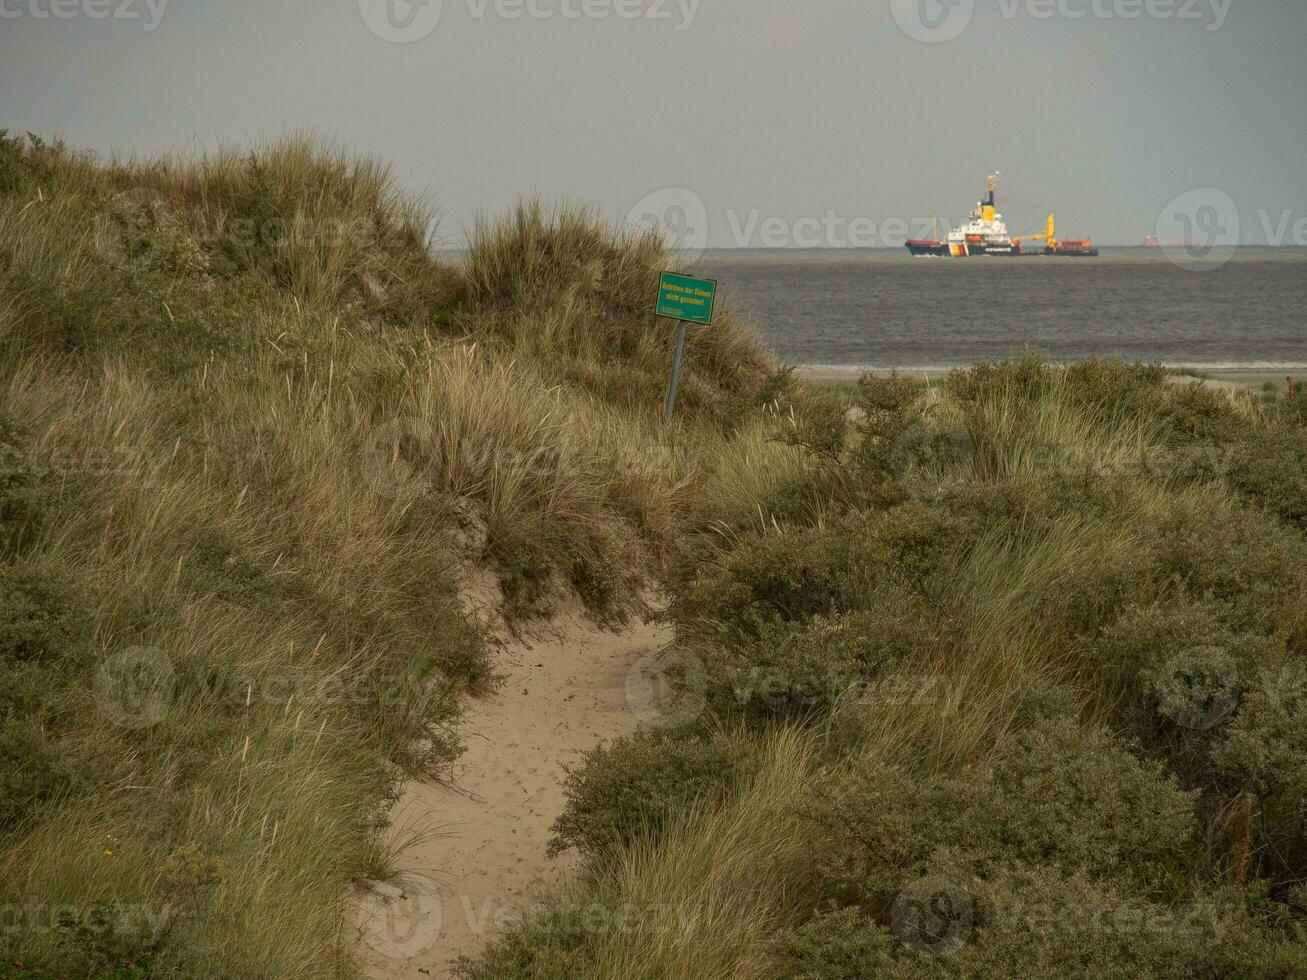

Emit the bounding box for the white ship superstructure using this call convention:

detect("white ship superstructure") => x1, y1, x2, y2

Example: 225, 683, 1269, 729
944, 173, 1014, 256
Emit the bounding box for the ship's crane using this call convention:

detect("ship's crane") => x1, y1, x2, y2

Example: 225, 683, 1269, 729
1012, 213, 1057, 249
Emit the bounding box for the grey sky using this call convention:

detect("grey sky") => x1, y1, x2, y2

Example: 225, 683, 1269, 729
2, 0, 1305, 246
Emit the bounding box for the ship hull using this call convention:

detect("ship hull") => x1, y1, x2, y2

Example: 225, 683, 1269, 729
940, 241, 1021, 257
906, 240, 949, 256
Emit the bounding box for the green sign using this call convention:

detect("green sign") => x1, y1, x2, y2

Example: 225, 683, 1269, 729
656, 272, 717, 326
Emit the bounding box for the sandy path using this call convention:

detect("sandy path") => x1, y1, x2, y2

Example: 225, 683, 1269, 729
356, 607, 669, 979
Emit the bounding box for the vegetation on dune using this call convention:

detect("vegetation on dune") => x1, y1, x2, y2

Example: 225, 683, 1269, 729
465, 359, 1307, 978
5, 128, 1307, 978
0, 132, 793, 978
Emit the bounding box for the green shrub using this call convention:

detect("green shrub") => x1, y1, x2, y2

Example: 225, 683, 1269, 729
810, 717, 1197, 903
679, 504, 976, 643
0, 131, 66, 199
1141, 498, 1306, 634
1211, 665, 1307, 874
1088, 601, 1284, 747
0, 898, 169, 979
0, 412, 43, 555
549, 727, 754, 857
694, 605, 921, 723
779, 866, 1302, 980
0, 564, 83, 666
1224, 427, 1307, 528
774, 908, 896, 979
0, 719, 84, 830
451, 902, 597, 979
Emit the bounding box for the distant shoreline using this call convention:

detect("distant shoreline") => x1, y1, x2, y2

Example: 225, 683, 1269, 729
797, 365, 1305, 386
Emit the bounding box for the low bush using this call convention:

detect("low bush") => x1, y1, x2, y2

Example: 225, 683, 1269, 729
1224, 426, 1307, 529
0, 563, 84, 666
0, 412, 43, 555
809, 717, 1197, 905
679, 504, 976, 644
693, 605, 922, 723
0, 719, 86, 831
549, 727, 755, 857
779, 867, 1301, 980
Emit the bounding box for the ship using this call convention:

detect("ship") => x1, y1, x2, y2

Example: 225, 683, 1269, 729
906, 173, 1098, 257
906, 173, 1016, 257
905, 217, 949, 257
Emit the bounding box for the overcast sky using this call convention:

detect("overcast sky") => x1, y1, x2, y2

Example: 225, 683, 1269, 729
2, 0, 1305, 246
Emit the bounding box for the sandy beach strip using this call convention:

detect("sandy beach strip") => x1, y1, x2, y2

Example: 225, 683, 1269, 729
797, 365, 1305, 387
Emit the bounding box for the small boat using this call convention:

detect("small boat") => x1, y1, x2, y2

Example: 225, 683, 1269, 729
907, 217, 949, 256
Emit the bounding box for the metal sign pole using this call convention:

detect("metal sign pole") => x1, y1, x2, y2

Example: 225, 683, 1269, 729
664, 319, 689, 427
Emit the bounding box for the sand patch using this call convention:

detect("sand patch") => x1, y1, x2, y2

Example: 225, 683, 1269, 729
357, 605, 669, 979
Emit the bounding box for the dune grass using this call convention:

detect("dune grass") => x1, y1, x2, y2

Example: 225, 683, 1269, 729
9, 128, 1305, 978
467, 360, 1307, 978
0, 132, 801, 978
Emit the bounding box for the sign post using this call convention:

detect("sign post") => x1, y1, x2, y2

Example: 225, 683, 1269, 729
655, 272, 717, 427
